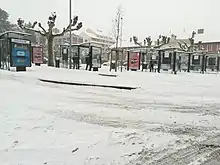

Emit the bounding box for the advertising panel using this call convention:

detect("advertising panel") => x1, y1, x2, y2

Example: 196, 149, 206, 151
61, 46, 68, 61
92, 47, 101, 68
129, 52, 140, 70
10, 38, 31, 67
32, 46, 43, 64
11, 47, 31, 67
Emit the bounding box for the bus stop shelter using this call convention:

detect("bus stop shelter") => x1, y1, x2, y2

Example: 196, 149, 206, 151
60, 42, 102, 71
0, 31, 32, 71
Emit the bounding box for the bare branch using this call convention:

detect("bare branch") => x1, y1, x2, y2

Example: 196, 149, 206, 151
178, 41, 186, 52
68, 28, 78, 32
112, 6, 123, 43
47, 12, 57, 32
66, 24, 72, 31
17, 18, 46, 36
52, 28, 66, 37
38, 23, 47, 34
52, 25, 71, 38
32, 21, 38, 28
183, 41, 190, 51
146, 36, 152, 47
53, 28, 78, 37
23, 26, 46, 36
17, 18, 24, 28
72, 16, 78, 26
191, 31, 196, 39
53, 22, 82, 37
54, 22, 73, 37
133, 36, 141, 46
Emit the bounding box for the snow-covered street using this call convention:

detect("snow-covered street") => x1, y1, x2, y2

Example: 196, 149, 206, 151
1, 66, 220, 164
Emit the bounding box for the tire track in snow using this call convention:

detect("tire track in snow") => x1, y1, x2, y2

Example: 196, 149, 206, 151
51, 110, 220, 137
201, 148, 220, 165
130, 135, 220, 165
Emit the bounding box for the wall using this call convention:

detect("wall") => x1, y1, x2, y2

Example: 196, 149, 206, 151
199, 42, 220, 53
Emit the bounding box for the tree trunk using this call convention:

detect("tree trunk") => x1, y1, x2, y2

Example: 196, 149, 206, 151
48, 36, 54, 67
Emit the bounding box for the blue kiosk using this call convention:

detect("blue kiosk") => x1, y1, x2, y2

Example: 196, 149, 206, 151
0, 31, 32, 71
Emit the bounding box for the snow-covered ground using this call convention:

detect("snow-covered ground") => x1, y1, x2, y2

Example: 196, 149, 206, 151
1, 66, 220, 165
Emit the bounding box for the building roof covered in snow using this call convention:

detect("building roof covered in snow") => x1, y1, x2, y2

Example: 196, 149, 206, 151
159, 36, 191, 51
110, 39, 138, 49
79, 28, 114, 43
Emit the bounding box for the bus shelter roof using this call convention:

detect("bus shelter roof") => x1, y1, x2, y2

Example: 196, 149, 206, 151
0, 31, 32, 38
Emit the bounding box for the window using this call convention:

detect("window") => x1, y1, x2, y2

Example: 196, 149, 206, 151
201, 45, 204, 50
79, 38, 83, 43
217, 44, 220, 52
204, 44, 208, 51
209, 44, 213, 51
72, 37, 77, 43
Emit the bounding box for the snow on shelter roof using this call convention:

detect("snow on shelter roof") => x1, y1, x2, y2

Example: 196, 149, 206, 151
110, 40, 137, 49
60, 41, 103, 48
0, 31, 32, 38
159, 38, 190, 50
80, 41, 103, 47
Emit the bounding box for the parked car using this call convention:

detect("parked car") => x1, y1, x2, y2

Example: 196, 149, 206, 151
102, 62, 109, 66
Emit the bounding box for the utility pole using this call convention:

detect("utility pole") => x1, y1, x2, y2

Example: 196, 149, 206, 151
115, 11, 120, 72
120, 17, 123, 47
69, 0, 72, 69
120, 17, 123, 72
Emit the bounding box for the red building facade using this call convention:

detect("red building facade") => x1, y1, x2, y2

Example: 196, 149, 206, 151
198, 41, 220, 53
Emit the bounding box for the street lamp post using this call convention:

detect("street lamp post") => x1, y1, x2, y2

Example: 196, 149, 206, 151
120, 17, 123, 72
69, 0, 72, 69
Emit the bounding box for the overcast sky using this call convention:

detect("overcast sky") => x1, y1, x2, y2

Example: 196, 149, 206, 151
1, 0, 219, 42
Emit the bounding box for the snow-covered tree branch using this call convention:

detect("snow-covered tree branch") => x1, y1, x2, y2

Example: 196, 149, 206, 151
17, 13, 83, 66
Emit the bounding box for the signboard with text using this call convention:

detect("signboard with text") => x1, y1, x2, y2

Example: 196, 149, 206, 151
192, 55, 201, 65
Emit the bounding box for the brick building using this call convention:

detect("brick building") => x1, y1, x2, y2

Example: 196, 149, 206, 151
198, 41, 220, 53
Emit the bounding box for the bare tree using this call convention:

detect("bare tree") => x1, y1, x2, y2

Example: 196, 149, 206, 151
133, 36, 153, 47
111, 5, 123, 72
133, 36, 142, 47
178, 31, 196, 52
112, 6, 123, 48
145, 36, 152, 47
155, 35, 170, 46
17, 12, 82, 66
